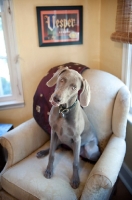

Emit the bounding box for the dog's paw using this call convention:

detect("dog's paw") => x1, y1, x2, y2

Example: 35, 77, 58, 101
36, 151, 43, 158
36, 149, 49, 159
44, 168, 53, 179
70, 177, 80, 189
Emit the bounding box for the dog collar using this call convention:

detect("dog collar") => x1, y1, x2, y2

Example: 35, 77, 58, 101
59, 99, 78, 117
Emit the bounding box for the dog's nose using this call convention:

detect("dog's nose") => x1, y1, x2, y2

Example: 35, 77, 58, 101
53, 95, 61, 103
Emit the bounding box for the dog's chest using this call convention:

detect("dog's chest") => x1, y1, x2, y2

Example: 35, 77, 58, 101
49, 106, 85, 146
53, 118, 75, 143
50, 111, 76, 146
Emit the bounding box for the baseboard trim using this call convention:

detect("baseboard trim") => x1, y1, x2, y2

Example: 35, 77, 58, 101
119, 162, 132, 194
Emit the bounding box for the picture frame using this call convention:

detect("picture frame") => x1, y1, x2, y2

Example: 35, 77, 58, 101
36, 6, 83, 47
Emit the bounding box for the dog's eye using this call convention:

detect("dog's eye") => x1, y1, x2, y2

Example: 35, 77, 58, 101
72, 86, 76, 90
60, 78, 64, 82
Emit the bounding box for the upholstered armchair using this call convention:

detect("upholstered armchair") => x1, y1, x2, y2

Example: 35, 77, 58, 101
0, 67, 130, 200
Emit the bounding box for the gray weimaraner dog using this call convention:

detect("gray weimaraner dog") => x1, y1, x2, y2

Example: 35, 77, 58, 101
37, 67, 100, 189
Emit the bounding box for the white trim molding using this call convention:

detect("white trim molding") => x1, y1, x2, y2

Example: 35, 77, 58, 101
121, 43, 132, 194
122, 43, 132, 114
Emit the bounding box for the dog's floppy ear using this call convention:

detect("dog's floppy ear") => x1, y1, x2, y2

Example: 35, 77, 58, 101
80, 79, 91, 107
46, 67, 68, 87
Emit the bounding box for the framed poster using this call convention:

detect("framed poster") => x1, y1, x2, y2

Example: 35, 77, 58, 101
36, 6, 83, 47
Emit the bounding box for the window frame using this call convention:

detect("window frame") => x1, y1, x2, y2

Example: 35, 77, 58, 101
0, 0, 24, 110
122, 43, 132, 115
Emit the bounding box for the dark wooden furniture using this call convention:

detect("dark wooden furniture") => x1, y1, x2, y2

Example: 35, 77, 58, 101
0, 123, 13, 172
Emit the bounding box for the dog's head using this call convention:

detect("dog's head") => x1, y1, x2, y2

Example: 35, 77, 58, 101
46, 67, 91, 107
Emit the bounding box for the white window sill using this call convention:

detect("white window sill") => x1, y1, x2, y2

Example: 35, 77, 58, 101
0, 100, 24, 110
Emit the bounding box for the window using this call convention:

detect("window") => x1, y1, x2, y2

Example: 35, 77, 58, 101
110, 0, 132, 116
122, 43, 132, 114
0, 0, 24, 110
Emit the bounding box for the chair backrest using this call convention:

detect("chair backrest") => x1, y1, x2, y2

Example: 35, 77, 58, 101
82, 69, 128, 152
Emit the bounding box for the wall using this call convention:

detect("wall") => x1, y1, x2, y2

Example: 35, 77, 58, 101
0, 0, 101, 127
100, 0, 123, 79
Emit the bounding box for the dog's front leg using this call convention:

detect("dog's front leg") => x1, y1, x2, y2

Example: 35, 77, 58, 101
44, 130, 59, 179
71, 136, 81, 189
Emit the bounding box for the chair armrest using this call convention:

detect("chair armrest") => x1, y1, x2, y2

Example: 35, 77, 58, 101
0, 118, 50, 173
112, 85, 131, 138
81, 134, 126, 200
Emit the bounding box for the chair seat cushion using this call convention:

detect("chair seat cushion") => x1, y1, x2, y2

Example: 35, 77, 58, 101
33, 62, 89, 134
1, 141, 93, 200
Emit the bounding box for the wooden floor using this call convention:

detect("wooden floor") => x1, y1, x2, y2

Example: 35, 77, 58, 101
111, 178, 132, 200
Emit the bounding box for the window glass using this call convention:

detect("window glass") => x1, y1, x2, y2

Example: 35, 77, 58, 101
0, 16, 12, 97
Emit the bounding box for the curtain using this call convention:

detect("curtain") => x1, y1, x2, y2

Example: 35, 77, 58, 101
111, 0, 132, 44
